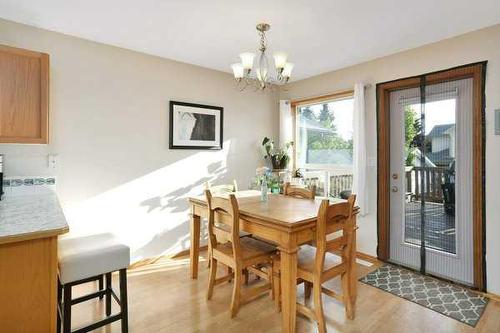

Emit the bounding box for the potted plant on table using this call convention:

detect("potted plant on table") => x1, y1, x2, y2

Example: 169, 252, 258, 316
261, 137, 293, 171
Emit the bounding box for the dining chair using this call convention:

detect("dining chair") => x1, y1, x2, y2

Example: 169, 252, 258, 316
283, 182, 316, 199
273, 195, 357, 333
204, 180, 250, 277
205, 190, 277, 318
205, 179, 238, 194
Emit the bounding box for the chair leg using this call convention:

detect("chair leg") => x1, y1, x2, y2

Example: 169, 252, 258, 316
342, 270, 354, 319
267, 266, 274, 299
313, 282, 326, 333
230, 269, 243, 318
272, 259, 281, 312
304, 281, 312, 301
99, 275, 104, 300
57, 277, 62, 333
207, 242, 212, 268
207, 258, 217, 300
119, 269, 129, 333
105, 272, 112, 316
63, 284, 72, 333
244, 268, 249, 285
227, 266, 233, 283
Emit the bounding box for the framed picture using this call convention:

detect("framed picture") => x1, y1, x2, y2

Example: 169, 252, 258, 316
169, 101, 223, 150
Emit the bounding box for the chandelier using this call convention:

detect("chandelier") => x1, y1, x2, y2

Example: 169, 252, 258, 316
231, 23, 294, 91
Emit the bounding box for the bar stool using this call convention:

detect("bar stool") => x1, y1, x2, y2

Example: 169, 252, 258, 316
57, 233, 130, 333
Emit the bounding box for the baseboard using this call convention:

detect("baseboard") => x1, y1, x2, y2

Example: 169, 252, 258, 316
172, 245, 208, 258
132, 248, 377, 269
129, 245, 208, 269
356, 251, 380, 264
479, 291, 500, 302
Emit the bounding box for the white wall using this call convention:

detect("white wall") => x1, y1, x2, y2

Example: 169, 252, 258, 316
0, 18, 278, 262
281, 24, 500, 294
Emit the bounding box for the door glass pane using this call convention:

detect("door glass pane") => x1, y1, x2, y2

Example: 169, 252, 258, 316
404, 93, 457, 254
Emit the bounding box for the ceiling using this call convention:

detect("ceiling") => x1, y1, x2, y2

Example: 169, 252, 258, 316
1, 0, 500, 81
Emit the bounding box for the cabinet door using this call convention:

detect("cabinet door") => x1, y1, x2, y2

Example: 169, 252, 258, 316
0, 45, 49, 143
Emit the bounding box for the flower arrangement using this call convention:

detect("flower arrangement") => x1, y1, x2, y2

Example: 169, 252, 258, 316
255, 166, 280, 194
256, 166, 272, 185
262, 137, 293, 170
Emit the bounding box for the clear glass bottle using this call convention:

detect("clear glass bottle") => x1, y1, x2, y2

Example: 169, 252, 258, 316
260, 179, 268, 202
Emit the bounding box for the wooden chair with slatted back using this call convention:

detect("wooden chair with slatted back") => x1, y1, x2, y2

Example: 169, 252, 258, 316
272, 195, 356, 333
205, 180, 239, 195
204, 180, 250, 277
283, 182, 316, 199
205, 190, 277, 318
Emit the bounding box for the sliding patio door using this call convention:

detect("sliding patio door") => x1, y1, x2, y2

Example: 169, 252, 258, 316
388, 77, 474, 285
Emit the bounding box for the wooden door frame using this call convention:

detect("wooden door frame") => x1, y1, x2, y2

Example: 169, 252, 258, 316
376, 62, 487, 291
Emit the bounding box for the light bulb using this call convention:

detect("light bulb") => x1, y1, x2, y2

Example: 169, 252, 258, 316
273, 52, 288, 69
231, 63, 244, 79
282, 62, 294, 78
239, 52, 255, 70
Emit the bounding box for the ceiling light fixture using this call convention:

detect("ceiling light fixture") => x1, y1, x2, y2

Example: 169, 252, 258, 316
231, 23, 294, 91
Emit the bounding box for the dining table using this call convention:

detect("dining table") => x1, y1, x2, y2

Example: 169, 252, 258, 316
188, 190, 359, 333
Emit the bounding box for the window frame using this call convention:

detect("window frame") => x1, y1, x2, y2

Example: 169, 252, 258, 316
291, 90, 355, 172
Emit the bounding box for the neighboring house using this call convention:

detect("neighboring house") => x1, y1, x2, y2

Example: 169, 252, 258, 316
426, 124, 455, 167
409, 148, 436, 167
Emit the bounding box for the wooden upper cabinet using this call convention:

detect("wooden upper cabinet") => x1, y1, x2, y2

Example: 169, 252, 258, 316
0, 45, 49, 144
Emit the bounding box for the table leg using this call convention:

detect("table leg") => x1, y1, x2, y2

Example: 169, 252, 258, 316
350, 228, 357, 305
190, 212, 201, 279
280, 247, 298, 333
343, 226, 357, 319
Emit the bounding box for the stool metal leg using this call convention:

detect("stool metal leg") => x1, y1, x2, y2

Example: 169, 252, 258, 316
99, 275, 104, 300
63, 284, 72, 333
119, 269, 129, 333
105, 272, 112, 316
57, 276, 62, 333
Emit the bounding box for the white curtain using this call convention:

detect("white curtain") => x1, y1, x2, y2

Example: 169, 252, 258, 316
352, 83, 368, 215
279, 100, 293, 146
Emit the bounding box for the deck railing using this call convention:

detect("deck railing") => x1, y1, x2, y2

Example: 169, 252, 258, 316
329, 174, 353, 197
302, 170, 353, 198
405, 166, 447, 203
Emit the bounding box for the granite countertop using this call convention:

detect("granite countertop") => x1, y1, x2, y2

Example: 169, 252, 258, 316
0, 194, 69, 245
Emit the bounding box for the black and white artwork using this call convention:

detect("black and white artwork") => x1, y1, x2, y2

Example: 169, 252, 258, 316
169, 101, 223, 149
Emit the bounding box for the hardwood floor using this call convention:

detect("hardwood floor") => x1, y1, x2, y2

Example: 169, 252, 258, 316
70, 251, 500, 332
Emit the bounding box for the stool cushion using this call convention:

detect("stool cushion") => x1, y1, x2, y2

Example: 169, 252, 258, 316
58, 233, 130, 284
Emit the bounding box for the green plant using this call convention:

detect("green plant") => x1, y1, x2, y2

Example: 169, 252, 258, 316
262, 137, 293, 170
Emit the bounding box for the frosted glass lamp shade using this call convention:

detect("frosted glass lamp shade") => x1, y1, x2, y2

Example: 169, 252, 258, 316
282, 62, 294, 77
273, 52, 288, 69
231, 63, 244, 79
256, 67, 268, 83
239, 52, 255, 70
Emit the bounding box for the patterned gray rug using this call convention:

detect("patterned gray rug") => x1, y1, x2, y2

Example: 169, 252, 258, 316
359, 264, 489, 327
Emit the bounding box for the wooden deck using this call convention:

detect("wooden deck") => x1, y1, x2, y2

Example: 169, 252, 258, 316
404, 201, 456, 254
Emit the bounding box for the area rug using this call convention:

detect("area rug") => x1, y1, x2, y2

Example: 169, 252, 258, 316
359, 264, 489, 327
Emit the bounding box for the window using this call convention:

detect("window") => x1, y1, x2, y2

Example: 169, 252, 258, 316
293, 94, 355, 197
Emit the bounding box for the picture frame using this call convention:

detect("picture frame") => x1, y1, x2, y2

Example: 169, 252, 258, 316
169, 101, 223, 150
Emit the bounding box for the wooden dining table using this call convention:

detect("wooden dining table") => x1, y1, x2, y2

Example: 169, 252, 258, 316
188, 190, 359, 333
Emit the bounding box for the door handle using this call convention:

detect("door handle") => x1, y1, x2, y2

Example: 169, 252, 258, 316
391, 186, 398, 193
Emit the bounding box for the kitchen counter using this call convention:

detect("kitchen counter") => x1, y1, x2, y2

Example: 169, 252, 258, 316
0, 194, 69, 245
